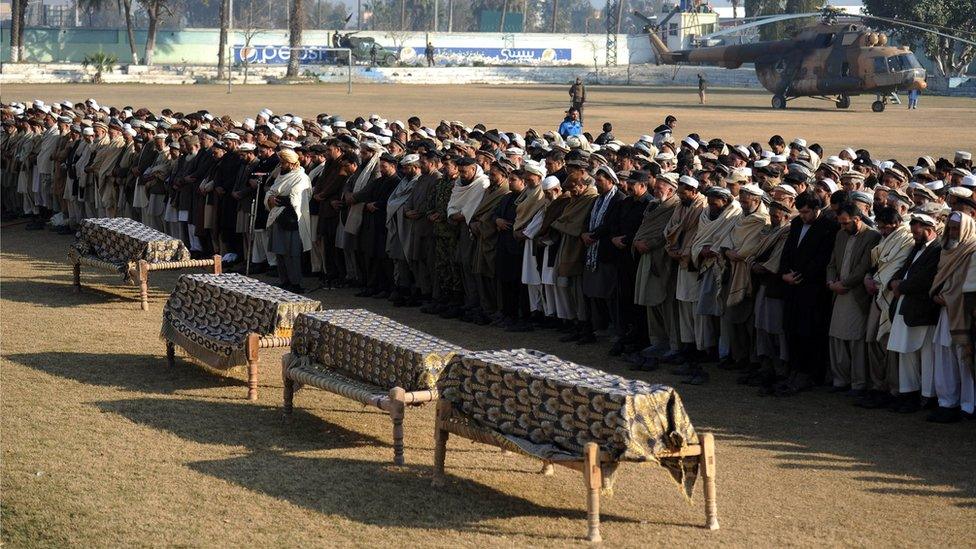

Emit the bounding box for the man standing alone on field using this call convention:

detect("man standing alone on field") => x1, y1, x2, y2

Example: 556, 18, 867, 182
425, 42, 435, 67
569, 77, 586, 122
698, 73, 707, 104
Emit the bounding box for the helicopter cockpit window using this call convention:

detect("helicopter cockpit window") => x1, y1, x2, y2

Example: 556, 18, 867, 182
873, 57, 888, 73
898, 53, 922, 69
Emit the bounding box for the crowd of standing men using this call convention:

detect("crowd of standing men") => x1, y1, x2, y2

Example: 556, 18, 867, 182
2, 97, 975, 423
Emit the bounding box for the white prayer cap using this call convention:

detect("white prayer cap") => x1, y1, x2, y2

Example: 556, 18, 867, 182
275, 122, 288, 130
956, 151, 972, 162
238, 142, 256, 152
879, 160, 894, 171
638, 134, 654, 143
281, 115, 294, 124
243, 118, 256, 130
790, 137, 807, 148
271, 127, 283, 138
840, 147, 857, 159
925, 180, 945, 192
522, 159, 546, 178
963, 175, 976, 188
222, 132, 240, 141
540, 176, 560, 191
168, 142, 181, 149
825, 155, 846, 168
392, 120, 405, 129
82, 127, 95, 136
754, 159, 770, 168
735, 167, 753, 178
286, 127, 300, 137
909, 213, 937, 227
566, 135, 582, 149
153, 133, 168, 140
603, 143, 620, 152
773, 184, 797, 197
39, 105, 52, 114
678, 175, 699, 189
740, 183, 763, 196
279, 140, 299, 149
203, 113, 214, 121
125, 127, 137, 137
369, 113, 380, 121
258, 108, 273, 118
682, 136, 699, 150
817, 179, 839, 193
733, 144, 751, 159
380, 128, 393, 137
770, 154, 787, 163
948, 187, 973, 198
32, 99, 45, 108
400, 154, 420, 166
654, 151, 675, 162
57, 115, 72, 124
505, 147, 525, 157
291, 116, 303, 125
375, 135, 391, 145
761, 150, 773, 159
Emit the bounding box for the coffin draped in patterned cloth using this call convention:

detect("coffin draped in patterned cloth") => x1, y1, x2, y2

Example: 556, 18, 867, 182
161, 273, 321, 369
289, 309, 465, 392
438, 348, 701, 498
68, 217, 192, 281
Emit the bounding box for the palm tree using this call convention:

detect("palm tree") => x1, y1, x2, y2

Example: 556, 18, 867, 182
77, 0, 140, 64
9, 0, 28, 62
286, 0, 304, 77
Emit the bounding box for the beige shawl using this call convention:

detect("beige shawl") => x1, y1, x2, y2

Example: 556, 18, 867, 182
691, 200, 742, 270
871, 223, 914, 338
931, 214, 976, 345
722, 203, 770, 306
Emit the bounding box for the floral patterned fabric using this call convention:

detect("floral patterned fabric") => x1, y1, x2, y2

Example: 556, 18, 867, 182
438, 348, 700, 497
290, 309, 465, 392
161, 273, 321, 369
69, 218, 191, 280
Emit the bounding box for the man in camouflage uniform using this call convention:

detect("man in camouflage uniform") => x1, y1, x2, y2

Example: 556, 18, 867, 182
421, 153, 463, 317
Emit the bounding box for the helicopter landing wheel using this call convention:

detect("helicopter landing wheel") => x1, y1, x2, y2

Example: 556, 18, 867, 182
835, 95, 851, 109
871, 100, 886, 112
771, 94, 787, 109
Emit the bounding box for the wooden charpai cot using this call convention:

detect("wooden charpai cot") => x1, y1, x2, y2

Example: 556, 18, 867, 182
282, 309, 464, 465
160, 273, 321, 400
432, 349, 719, 543
68, 217, 221, 310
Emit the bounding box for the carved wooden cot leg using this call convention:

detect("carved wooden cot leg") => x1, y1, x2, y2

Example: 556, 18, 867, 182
702, 432, 720, 531
431, 399, 450, 487
584, 442, 602, 543
389, 387, 407, 465
246, 333, 259, 401
138, 260, 150, 311
166, 341, 176, 367
73, 262, 81, 292
212, 254, 222, 275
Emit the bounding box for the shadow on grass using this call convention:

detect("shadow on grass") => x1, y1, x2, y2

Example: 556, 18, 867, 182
0, 279, 169, 308
95, 397, 384, 452
187, 452, 667, 539
6, 351, 245, 396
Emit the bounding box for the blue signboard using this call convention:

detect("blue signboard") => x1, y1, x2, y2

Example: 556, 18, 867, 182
234, 44, 572, 65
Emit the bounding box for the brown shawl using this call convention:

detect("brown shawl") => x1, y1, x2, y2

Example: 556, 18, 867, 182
931, 214, 976, 345
753, 221, 793, 275
552, 185, 599, 277
634, 194, 678, 245
513, 184, 545, 231
663, 194, 706, 267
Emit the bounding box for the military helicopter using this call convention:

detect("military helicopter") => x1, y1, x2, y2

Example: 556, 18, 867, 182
633, 6, 975, 111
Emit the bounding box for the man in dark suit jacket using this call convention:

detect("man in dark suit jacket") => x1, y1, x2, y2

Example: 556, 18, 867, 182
776, 192, 839, 395
886, 213, 942, 413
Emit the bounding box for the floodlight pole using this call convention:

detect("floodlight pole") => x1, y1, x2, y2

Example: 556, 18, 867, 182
227, 0, 234, 94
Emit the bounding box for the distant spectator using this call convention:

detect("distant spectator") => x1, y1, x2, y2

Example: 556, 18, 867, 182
558, 107, 582, 139
595, 122, 614, 145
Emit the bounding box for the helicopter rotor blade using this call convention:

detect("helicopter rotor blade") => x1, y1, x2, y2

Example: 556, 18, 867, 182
696, 12, 822, 40
857, 14, 976, 47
